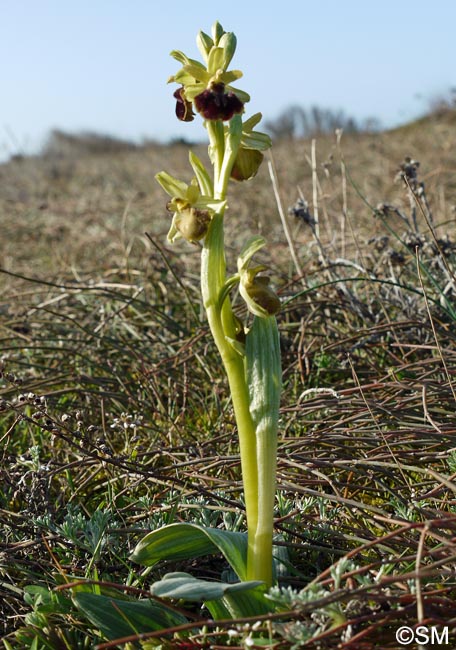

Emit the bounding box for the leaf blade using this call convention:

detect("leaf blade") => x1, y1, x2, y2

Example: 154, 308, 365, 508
130, 522, 249, 581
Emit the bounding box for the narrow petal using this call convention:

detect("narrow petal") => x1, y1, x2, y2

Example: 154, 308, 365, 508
173, 87, 194, 122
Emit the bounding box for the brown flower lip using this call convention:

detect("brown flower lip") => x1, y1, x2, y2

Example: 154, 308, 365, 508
194, 82, 244, 121
173, 87, 195, 122
177, 208, 211, 243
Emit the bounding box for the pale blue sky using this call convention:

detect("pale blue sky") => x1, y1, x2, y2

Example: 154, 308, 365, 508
1, 0, 455, 159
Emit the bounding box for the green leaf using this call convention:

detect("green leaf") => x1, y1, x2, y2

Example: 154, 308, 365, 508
150, 572, 274, 619
243, 315, 282, 585
212, 21, 224, 45
221, 587, 275, 618
130, 522, 249, 581
246, 315, 281, 434
23, 585, 73, 616
150, 571, 262, 601
73, 592, 187, 640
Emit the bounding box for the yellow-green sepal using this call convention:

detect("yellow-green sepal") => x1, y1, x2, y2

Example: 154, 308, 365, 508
189, 151, 213, 196
196, 30, 213, 63
155, 171, 188, 199
238, 236, 267, 271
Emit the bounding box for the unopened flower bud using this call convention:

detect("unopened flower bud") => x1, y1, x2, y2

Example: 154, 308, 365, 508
245, 277, 281, 316
212, 21, 224, 45
231, 148, 264, 181
219, 31, 237, 69
196, 30, 213, 62
233, 314, 246, 344
237, 237, 281, 317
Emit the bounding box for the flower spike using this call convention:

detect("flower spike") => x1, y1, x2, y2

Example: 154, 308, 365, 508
153, 22, 283, 589
168, 22, 249, 122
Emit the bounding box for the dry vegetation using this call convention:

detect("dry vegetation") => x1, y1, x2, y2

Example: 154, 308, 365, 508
1, 108, 456, 648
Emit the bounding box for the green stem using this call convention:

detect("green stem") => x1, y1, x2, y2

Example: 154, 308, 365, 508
202, 117, 261, 580
206, 120, 225, 189
201, 115, 279, 587
201, 212, 259, 552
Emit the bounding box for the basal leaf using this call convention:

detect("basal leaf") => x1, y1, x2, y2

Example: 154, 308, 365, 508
130, 523, 249, 581
150, 571, 262, 601
73, 592, 187, 640
221, 587, 275, 617
150, 572, 273, 619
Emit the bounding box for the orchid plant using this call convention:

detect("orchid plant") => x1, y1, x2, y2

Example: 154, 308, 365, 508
74, 21, 284, 633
